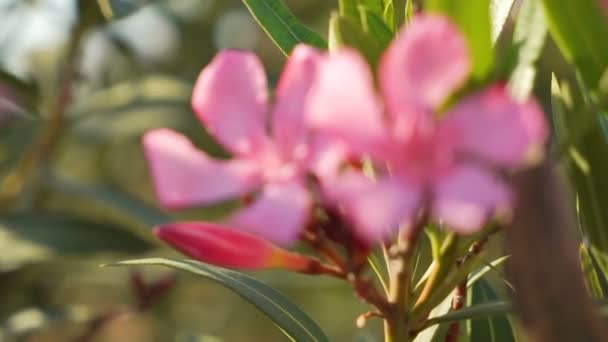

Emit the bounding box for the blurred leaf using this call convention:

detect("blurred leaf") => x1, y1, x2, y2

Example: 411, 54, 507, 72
68, 76, 192, 143
46, 175, 171, 227
383, 1, 394, 31
580, 244, 608, 298
540, 0, 608, 92
507, 0, 547, 100
106, 258, 331, 342
0, 214, 154, 268
467, 255, 510, 288
413, 292, 454, 342
339, 0, 360, 22
328, 13, 384, 68
467, 279, 515, 341
490, 0, 515, 43
426, 0, 493, 79
422, 300, 512, 329
95, 0, 161, 20
242, 0, 327, 55
358, 6, 394, 47
552, 76, 608, 289
360, 0, 384, 16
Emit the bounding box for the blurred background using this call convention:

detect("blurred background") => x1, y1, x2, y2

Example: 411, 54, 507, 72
0, 0, 386, 341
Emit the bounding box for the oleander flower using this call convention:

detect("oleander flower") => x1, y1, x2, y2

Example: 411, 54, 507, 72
143, 45, 339, 245
306, 15, 548, 241
155, 222, 319, 270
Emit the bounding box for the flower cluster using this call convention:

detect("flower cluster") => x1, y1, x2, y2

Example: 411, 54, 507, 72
143, 14, 547, 269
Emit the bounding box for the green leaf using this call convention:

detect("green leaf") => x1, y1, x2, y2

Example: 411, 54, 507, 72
422, 300, 512, 329
540, 0, 608, 91
0, 214, 153, 268
467, 255, 510, 288
490, 0, 515, 43
467, 279, 515, 341
106, 258, 331, 342
45, 175, 171, 228
413, 292, 455, 342
339, 0, 360, 22
358, 6, 394, 47
425, 0, 493, 79
242, 0, 327, 55
580, 244, 608, 298
328, 13, 384, 68
360, 0, 385, 15
507, 0, 547, 100
552, 76, 608, 288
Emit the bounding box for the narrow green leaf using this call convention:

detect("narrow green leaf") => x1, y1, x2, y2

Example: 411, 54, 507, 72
507, 0, 547, 100
552, 76, 608, 286
242, 0, 327, 55
360, 0, 385, 15
490, 0, 515, 43
540, 0, 608, 90
383, 1, 395, 31
422, 300, 513, 329
467, 279, 515, 341
45, 175, 171, 227
467, 255, 510, 288
106, 258, 330, 342
339, 0, 360, 22
425, 0, 493, 79
580, 244, 608, 298
0, 214, 153, 268
359, 6, 394, 47
328, 13, 384, 68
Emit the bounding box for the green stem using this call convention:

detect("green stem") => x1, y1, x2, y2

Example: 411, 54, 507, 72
385, 213, 427, 342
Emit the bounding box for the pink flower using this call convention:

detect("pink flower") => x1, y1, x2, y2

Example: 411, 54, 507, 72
306, 15, 548, 241
143, 45, 330, 245
155, 222, 319, 270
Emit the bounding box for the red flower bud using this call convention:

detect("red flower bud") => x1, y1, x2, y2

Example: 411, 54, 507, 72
154, 222, 313, 271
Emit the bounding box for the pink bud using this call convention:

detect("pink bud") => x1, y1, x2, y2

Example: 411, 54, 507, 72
154, 222, 313, 270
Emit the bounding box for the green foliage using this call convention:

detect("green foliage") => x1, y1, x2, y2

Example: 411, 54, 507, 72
106, 258, 331, 342
506, 0, 547, 100
0, 214, 154, 268
329, 12, 385, 68
242, 0, 327, 55
489, 0, 515, 43
540, 0, 608, 94
467, 279, 515, 342
552, 75, 608, 291
425, 0, 493, 80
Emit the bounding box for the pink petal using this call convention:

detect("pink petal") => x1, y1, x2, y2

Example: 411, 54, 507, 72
272, 45, 323, 160
321, 171, 422, 242
380, 14, 470, 115
444, 85, 549, 167
432, 164, 512, 234
306, 48, 388, 156
191, 50, 270, 157
142, 128, 263, 209
227, 180, 312, 245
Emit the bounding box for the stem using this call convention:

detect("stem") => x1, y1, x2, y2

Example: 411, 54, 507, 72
445, 280, 467, 342
385, 213, 427, 342
415, 233, 460, 309
302, 230, 347, 271
0, 10, 89, 210
411, 238, 489, 327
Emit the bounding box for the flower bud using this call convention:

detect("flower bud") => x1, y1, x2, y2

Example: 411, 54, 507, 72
154, 222, 314, 271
